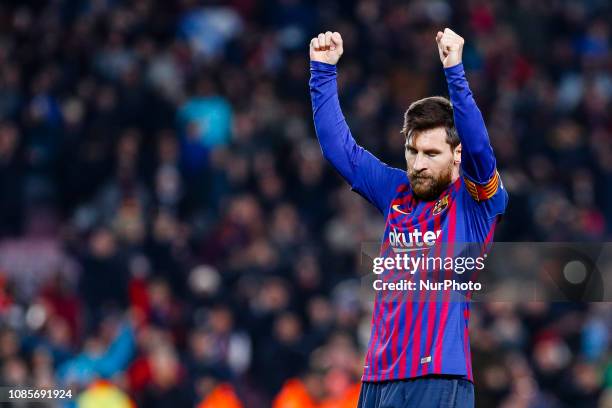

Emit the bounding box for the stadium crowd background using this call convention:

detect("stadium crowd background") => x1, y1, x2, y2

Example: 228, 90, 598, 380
0, 0, 610, 407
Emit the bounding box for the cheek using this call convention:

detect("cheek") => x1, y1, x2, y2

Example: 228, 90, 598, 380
432, 155, 453, 172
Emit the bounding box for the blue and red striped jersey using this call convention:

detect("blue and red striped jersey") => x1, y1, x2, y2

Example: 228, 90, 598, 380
310, 61, 508, 382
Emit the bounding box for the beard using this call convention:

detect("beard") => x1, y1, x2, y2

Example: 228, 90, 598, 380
408, 161, 454, 201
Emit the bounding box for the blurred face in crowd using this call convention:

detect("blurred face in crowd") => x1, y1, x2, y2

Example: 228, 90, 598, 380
274, 313, 302, 344
0, 124, 18, 159
149, 345, 180, 387
89, 228, 116, 258
405, 127, 461, 201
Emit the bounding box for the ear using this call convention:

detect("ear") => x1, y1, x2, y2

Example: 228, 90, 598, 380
453, 144, 462, 165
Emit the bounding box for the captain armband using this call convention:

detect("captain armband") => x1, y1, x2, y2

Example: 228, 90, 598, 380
464, 171, 501, 202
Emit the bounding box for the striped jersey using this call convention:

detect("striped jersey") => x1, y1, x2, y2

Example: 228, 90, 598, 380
310, 61, 508, 382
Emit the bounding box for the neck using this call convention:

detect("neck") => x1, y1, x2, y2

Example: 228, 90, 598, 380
451, 165, 460, 183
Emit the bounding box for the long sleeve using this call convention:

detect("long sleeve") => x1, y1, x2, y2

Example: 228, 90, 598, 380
309, 61, 405, 214
444, 63, 496, 184
445, 63, 507, 215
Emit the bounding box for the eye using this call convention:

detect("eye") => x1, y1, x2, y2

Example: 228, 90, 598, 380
426, 152, 437, 157
406, 147, 417, 154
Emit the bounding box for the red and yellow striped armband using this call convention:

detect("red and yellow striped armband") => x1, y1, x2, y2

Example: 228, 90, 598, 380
463, 171, 500, 202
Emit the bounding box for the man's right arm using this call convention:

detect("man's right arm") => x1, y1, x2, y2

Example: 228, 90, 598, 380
309, 32, 405, 214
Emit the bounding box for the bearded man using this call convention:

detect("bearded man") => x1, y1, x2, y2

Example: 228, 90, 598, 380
309, 28, 508, 408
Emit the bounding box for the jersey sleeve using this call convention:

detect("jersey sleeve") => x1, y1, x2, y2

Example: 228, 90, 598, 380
445, 63, 507, 217
310, 61, 406, 215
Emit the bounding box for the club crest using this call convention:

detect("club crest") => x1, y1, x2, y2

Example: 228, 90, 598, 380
433, 195, 449, 215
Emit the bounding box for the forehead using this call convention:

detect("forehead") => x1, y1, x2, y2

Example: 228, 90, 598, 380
406, 127, 448, 149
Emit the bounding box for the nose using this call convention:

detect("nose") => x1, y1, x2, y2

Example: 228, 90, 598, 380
412, 152, 427, 172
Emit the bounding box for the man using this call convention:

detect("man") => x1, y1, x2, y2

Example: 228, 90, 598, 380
309, 29, 508, 407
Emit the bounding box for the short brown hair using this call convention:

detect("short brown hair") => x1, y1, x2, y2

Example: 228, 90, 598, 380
400, 96, 460, 149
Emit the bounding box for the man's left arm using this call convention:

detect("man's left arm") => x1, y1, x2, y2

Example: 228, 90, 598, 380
437, 29, 506, 209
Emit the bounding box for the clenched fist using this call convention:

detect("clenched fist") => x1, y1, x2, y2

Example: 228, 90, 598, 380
436, 28, 464, 68
310, 31, 344, 65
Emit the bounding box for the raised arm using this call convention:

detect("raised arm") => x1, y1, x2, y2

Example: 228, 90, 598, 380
309, 31, 405, 214
436, 29, 497, 194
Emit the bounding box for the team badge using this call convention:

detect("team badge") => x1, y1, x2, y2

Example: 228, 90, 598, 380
433, 195, 449, 215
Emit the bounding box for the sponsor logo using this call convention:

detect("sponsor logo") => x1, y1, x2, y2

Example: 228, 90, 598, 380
389, 228, 441, 251
391, 204, 412, 215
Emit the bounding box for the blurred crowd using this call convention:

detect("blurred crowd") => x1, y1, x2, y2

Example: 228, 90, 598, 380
0, 0, 610, 407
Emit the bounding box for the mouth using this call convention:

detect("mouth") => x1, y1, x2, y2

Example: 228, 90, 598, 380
410, 175, 432, 183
